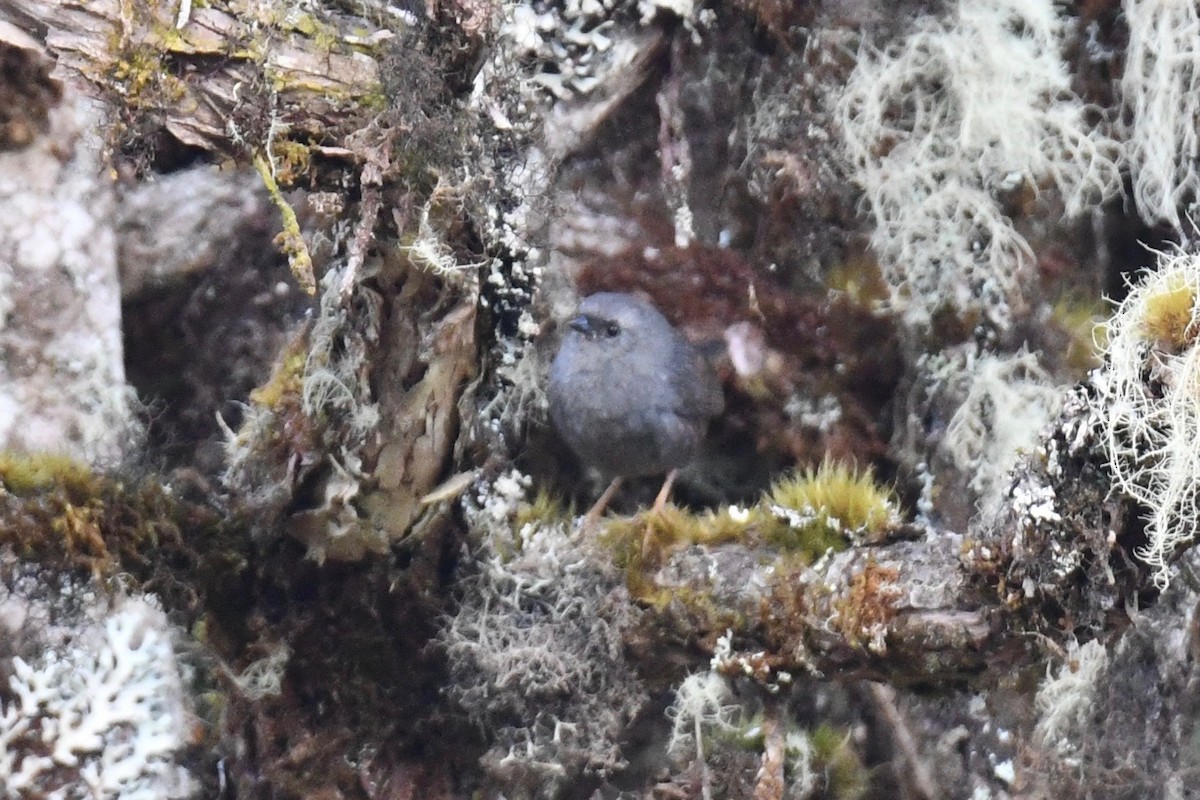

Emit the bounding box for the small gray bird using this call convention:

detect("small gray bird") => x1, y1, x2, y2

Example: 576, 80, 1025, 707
549, 292, 724, 525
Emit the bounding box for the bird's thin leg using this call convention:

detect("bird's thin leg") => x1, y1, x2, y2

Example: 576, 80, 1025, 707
642, 469, 680, 557
652, 469, 678, 513
581, 476, 623, 531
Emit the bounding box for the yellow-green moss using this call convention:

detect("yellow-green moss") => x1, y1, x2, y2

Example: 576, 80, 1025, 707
1140, 271, 1198, 351
824, 250, 889, 306
4, 500, 109, 570
108, 39, 188, 108
0, 452, 97, 497
254, 153, 316, 295
597, 508, 748, 630
1051, 291, 1108, 372
241, 331, 320, 467
808, 724, 869, 799
268, 139, 314, 187
358, 88, 390, 112
596, 462, 897, 607
589, 462, 901, 651
764, 460, 897, 548
0, 457, 225, 583
600, 505, 763, 571
283, 11, 321, 38
155, 26, 192, 54
513, 490, 571, 535
249, 337, 308, 409
599, 508, 690, 591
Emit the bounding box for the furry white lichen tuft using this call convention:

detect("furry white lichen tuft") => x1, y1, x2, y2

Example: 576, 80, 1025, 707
666, 670, 742, 756
1034, 639, 1109, 760
0, 594, 195, 799
943, 349, 1064, 514
1120, 0, 1200, 230
837, 0, 1120, 330
1094, 249, 1200, 587
441, 474, 647, 787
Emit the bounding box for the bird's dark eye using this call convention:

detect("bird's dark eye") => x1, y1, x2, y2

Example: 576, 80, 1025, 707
605, 322, 620, 337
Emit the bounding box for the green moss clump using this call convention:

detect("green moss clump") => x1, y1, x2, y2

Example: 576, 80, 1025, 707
108, 41, 188, 109
267, 140, 314, 187
1139, 271, 1198, 351
600, 507, 694, 583
601, 505, 767, 573
596, 461, 899, 598
1051, 291, 1108, 372
0, 453, 228, 593
824, 250, 889, 307
0, 452, 97, 497
598, 507, 752, 632
513, 490, 571, 537
806, 724, 868, 799
589, 461, 901, 648
764, 460, 898, 549
249, 336, 308, 409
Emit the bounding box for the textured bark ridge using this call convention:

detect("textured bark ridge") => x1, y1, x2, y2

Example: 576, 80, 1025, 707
7, 0, 386, 153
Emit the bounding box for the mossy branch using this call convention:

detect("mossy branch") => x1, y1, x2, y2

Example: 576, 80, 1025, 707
620, 382, 1145, 686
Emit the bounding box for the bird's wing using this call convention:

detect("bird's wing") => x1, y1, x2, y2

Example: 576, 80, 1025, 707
670, 337, 725, 421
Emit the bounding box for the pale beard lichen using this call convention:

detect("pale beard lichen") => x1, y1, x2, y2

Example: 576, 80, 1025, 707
1121, 0, 1200, 229
836, 0, 1120, 331
1092, 250, 1200, 588
942, 349, 1064, 516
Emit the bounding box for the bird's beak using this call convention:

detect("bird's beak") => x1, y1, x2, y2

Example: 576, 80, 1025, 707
568, 315, 592, 334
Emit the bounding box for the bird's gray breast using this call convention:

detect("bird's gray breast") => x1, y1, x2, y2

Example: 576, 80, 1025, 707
548, 337, 698, 477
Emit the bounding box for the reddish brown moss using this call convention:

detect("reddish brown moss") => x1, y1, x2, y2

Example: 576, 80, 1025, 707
831, 559, 901, 653
0, 452, 227, 598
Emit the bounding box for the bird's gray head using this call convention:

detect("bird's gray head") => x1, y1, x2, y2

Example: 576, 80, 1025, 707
548, 290, 723, 479
563, 292, 671, 351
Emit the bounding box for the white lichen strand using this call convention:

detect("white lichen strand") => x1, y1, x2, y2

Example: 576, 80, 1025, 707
0, 595, 195, 799
233, 644, 291, 701
666, 635, 821, 793
666, 671, 741, 756
837, 0, 1121, 330
1094, 251, 1200, 588
783, 730, 818, 798
1120, 0, 1200, 230
943, 350, 1064, 514
1034, 639, 1109, 761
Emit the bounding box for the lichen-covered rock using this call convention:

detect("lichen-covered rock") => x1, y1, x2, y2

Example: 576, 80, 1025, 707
0, 570, 196, 799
